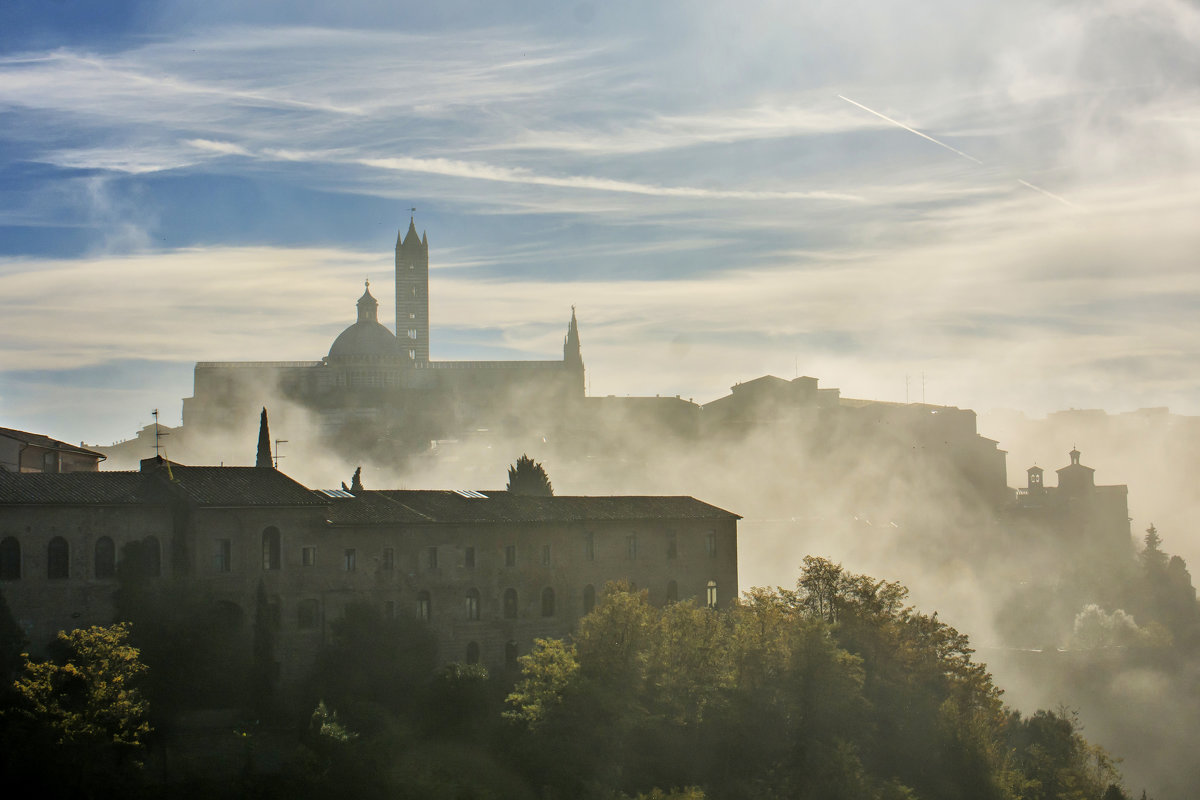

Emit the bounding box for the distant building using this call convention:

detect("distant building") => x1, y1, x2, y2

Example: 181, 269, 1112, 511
179, 217, 585, 452
1009, 448, 1133, 560
0, 454, 738, 684
0, 427, 106, 473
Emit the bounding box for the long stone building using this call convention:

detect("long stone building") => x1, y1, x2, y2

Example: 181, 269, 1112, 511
0, 453, 739, 683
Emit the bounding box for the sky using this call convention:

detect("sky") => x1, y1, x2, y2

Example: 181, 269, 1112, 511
2, 0, 1199, 446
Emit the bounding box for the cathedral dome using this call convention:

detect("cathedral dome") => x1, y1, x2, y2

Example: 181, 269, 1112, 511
328, 282, 398, 360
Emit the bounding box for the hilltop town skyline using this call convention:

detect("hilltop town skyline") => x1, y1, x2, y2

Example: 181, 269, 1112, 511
3, 1, 1200, 446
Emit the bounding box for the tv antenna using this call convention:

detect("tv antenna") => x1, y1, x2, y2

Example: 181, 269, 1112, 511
151, 409, 169, 456
274, 439, 288, 469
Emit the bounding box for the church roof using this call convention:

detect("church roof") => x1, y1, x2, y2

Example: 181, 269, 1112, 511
328, 282, 397, 360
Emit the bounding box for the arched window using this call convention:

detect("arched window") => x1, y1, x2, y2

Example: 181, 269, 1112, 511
666, 580, 678, 603
143, 535, 162, 577
466, 641, 480, 665
0, 537, 20, 580
541, 587, 556, 617
262, 527, 281, 571
505, 640, 518, 672
583, 584, 595, 614
706, 580, 718, 609
47, 536, 69, 579
465, 588, 480, 621
503, 588, 518, 619
94, 536, 115, 579
417, 590, 431, 621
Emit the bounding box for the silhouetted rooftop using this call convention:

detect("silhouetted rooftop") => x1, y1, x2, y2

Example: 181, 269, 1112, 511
326, 490, 740, 526
0, 426, 107, 460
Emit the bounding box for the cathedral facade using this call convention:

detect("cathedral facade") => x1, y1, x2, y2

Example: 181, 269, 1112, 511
181, 217, 584, 453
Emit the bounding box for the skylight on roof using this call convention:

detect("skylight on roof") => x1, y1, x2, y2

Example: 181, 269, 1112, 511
317, 489, 355, 499
452, 489, 488, 499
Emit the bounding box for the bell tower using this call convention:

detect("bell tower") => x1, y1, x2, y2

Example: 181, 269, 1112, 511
395, 213, 429, 362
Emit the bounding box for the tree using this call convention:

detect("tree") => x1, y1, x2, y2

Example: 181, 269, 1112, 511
1141, 524, 1168, 574
256, 406, 273, 468
506, 454, 553, 496
0, 583, 27, 687
4, 623, 152, 796
12, 622, 151, 747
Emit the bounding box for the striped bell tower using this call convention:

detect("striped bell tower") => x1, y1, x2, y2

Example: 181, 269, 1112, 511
395, 214, 429, 362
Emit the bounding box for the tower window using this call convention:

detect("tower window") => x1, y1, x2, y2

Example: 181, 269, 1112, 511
706, 580, 718, 609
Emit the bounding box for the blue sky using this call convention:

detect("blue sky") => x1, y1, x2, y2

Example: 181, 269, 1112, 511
2, 0, 1199, 445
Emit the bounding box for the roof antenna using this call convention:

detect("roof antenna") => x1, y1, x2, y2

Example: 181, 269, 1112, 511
152, 409, 169, 457
409, 206, 417, 221
274, 439, 288, 470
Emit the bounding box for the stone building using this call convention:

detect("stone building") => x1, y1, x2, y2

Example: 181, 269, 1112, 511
1009, 448, 1133, 562
0, 454, 738, 683
179, 217, 585, 452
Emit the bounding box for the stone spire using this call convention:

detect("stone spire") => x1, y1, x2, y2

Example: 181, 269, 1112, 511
564, 306, 583, 368
256, 407, 273, 468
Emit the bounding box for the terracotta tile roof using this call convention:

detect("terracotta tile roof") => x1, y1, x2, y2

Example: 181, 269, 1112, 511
162, 465, 327, 507
0, 471, 169, 505
326, 490, 740, 526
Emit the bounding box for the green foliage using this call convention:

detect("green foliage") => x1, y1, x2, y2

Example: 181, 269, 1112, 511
505, 638, 580, 728
308, 601, 438, 724
500, 561, 1126, 800
114, 571, 252, 714
507, 453, 554, 496
2, 623, 152, 797
0, 583, 26, 687
12, 622, 151, 749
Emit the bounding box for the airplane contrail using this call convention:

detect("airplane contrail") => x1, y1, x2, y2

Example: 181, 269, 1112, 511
1016, 179, 1075, 208
839, 94, 1077, 208
838, 94, 982, 164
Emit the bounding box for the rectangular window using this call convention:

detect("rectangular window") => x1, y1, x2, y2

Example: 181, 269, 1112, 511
667, 533, 677, 560
706, 531, 717, 558
382, 547, 394, 570
427, 546, 438, 569
302, 546, 316, 567
408, 349, 416, 360
585, 532, 595, 561
505, 545, 516, 567
541, 544, 551, 566
464, 546, 475, 568
408, 329, 418, 339
626, 533, 638, 561
409, 313, 415, 319
214, 539, 232, 572
344, 548, 357, 572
